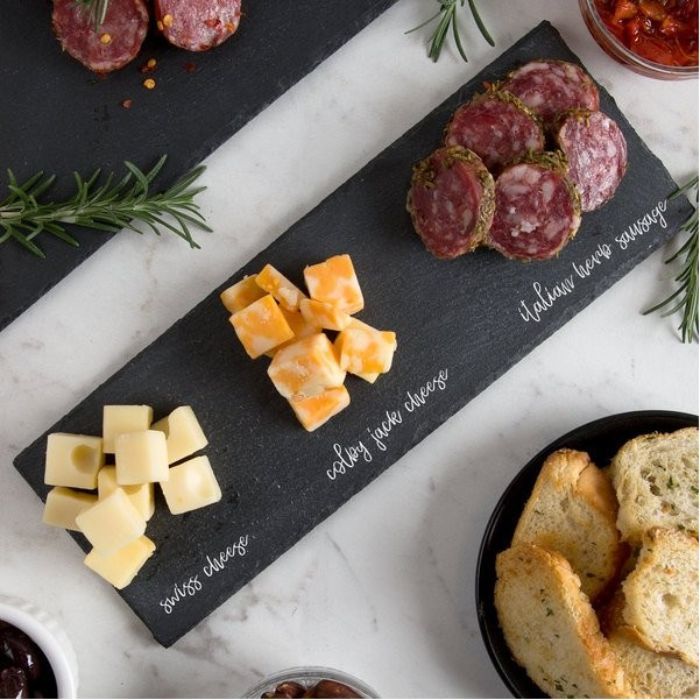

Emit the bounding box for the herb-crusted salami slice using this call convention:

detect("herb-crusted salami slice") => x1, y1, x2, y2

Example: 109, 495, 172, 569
554, 110, 628, 212
407, 146, 495, 260
487, 153, 582, 262
502, 60, 600, 126
52, 0, 148, 73
154, 0, 242, 51
445, 91, 545, 172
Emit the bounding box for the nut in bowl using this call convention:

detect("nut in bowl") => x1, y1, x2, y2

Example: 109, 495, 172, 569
243, 667, 378, 699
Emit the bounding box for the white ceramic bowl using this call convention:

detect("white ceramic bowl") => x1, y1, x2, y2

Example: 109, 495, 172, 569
0, 595, 78, 698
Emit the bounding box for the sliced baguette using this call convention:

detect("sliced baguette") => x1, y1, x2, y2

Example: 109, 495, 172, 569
495, 543, 629, 698
512, 449, 623, 601
610, 427, 698, 544
622, 528, 699, 666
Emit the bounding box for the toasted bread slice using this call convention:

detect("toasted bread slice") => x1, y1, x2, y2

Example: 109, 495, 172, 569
512, 449, 623, 601
495, 544, 629, 698
610, 427, 698, 544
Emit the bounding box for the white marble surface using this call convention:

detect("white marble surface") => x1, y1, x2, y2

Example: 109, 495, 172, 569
0, 1, 697, 697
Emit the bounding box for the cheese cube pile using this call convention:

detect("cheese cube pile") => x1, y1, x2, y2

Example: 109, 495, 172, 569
41, 404, 222, 590
220, 254, 397, 432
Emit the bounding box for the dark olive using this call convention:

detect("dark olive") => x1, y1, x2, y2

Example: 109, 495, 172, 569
0, 667, 30, 699
307, 680, 361, 699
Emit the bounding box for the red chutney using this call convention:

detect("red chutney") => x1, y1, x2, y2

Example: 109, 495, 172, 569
594, 0, 698, 66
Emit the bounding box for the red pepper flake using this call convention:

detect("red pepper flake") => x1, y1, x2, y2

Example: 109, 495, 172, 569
121, 98, 134, 109
183, 61, 197, 74
204, 18, 221, 28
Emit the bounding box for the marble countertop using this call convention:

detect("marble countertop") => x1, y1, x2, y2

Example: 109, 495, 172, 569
1, 1, 697, 697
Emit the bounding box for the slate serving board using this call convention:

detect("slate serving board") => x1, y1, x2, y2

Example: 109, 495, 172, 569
0, 0, 397, 331
15, 21, 692, 647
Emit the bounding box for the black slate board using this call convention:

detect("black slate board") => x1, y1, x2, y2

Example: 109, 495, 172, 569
0, 0, 396, 331
15, 21, 692, 647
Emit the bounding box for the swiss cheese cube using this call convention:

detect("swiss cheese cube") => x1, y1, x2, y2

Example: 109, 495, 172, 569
151, 406, 208, 465
84, 536, 155, 590
289, 386, 350, 432
230, 294, 294, 359
299, 298, 351, 332
335, 322, 397, 376
75, 489, 146, 554
44, 433, 104, 490
219, 275, 266, 314
115, 430, 169, 485
160, 456, 222, 515
304, 254, 364, 314
42, 487, 98, 531
256, 264, 306, 311
103, 405, 153, 453
268, 333, 346, 400
98, 467, 155, 521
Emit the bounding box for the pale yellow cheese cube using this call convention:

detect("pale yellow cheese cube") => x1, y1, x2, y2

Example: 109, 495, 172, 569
84, 536, 155, 589
42, 487, 98, 531
256, 264, 306, 311
97, 467, 155, 521
102, 405, 153, 453
115, 430, 169, 485
289, 386, 350, 432
44, 433, 104, 490
230, 295, 294, 359
151, 406, 208, 465
335, 323, 397, 376
75, 489, 146, 554
266, 308, 321, 358
160, 456, 222, 515
299, 298, 351, 332
267, 333, 346, 400
304, 254, 364, 314
219, 275, 266, 314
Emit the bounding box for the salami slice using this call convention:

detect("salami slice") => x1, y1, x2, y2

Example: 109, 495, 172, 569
554, 110, 628, 212
52, 0, 148, 73
487, 154, 582, 261
445, 91, 545, 172
502, 60, 600, 126
154, 0, 242, 51
407, 146, 496, 259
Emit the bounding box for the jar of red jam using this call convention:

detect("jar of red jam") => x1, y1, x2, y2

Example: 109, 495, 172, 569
580, 0, 698, 79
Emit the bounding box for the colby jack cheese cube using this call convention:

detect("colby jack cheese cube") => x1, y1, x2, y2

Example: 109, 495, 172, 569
299, 298, 351, 332
335, 322, 397, 376
230, 295, 294, 359
98, 467, 155, 521
75, 489, 146, 554
151, 405, 208, 465
289, 386, 350, 432
266, 307, 321, 358
44, 433, 104, 490
304, 254, 364, 315
219, 275, 266, 314
42, 487, 98, 531
256, 264, 306, 311
84, 536, 155, 589
102, 405, 153, 453
268, 333, 346, 400
115, 430, 169, 485
160, 456, 222, 515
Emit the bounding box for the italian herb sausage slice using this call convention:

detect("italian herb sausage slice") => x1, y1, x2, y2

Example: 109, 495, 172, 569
155, 0, 242, 51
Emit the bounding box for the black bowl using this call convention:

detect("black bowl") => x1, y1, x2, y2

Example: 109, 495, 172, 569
475, 410, 698, 699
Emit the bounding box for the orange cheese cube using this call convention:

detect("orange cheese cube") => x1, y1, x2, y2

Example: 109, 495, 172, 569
268, 333, 346, 399
230, 295, 294, 359
299, 298, 351, 332
256, 264, 306, 311
220, 276, 266, 313
304, 254, 364, 315
356, 371, 379, 384
335, 322, 397, 376
289, 386, 350, 432
266, 308, 321, 358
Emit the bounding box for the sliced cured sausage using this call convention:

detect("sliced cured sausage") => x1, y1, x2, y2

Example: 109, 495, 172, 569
502, 60, 600, 126
487, 154, 582, 261
444, 91, 545, 172
52, 0, 148, 73
407, 146, 496, 259
554, 110, 628, 212
154, 0, 242, 51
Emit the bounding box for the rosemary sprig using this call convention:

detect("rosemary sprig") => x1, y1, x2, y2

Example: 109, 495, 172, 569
643, 175, 698, 343
0, 156, 211, 259
75, 0, 110, 29
407, 0, 494, 63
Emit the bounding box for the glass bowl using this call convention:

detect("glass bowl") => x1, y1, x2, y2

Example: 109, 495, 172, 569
580, 0, 698, 80
243, 666, 379, 699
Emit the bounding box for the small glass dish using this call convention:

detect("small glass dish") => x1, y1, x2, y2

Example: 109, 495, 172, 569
243, 666, 379, 699
579, 0, 698, 80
